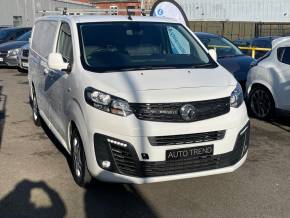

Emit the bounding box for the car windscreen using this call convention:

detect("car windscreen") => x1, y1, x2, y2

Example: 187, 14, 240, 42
16, 31, 31, 41
0, 29, 11, 40
198, 35, 243, 58
78, 22, 216, 72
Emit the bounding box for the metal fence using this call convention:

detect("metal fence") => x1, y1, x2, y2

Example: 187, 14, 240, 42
255, 22, 290, 37
189, 21, 290, 41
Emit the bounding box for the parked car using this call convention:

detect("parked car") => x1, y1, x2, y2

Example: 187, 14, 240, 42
0, 25, 11, 30
17, 43, 29, 71
251, 36, 280, 59
195, 32, 254, 90
0, 27, 31, 45
0, 31, 31, 67
247, 37, 290, 119
233, 38, 252, 55
233, 39, 252, 47
29, 16, 249, 186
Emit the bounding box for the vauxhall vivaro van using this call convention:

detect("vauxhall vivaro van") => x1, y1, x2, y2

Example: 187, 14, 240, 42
28, 15, 249, 186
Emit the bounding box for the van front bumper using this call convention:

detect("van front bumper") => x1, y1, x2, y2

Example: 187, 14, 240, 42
89, 121, 250, 184
95, 152, 248, 184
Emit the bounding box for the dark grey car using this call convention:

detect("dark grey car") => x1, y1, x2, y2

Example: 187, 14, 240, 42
0, 31, 31, 67
0, 27, 31, 44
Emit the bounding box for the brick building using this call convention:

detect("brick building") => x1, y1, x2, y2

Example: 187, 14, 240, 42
90, 0, 141, 15
142, 0, 156, 10
76, 0, 156, 13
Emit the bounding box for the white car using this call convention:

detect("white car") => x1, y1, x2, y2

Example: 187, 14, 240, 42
28, 15, 249, 186
247, 37, 290, 119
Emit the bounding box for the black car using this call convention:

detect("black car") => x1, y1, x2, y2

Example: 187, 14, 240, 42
195, 32, 254, 90
251, 36, 281, 59
0, 27, 31, 45
0, 31, 31, 67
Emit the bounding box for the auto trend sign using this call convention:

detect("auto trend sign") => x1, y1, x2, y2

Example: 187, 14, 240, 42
150, 0, 189, 27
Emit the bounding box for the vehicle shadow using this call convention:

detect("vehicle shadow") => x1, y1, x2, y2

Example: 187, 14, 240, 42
269, 115, 290, 132
84, 180, 158, 218
246, 100, 290, 132
0, 80, 7, 148
17, 67, 28, 74
38, 115, 157, 218
0, 179, 67, 217
0, 66, 16, 70
38, 117, 72, 169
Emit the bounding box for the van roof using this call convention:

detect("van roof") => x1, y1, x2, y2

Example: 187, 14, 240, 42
36, 15, 180, 25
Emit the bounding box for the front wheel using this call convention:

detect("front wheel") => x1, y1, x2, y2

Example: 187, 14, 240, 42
249, 86, 275, 120
71, 128, 92, 187
31, 87, 41, 126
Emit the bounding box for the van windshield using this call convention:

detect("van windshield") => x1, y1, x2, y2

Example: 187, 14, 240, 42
78, 22, 217, 72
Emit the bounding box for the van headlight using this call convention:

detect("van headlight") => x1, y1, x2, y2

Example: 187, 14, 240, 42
85, 87, 132, 117
8, 48, 20, 56
230, 83, 244, 108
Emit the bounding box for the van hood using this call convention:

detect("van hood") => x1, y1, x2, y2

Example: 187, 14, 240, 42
94, 66, 235, 91
85, 66, 237, 102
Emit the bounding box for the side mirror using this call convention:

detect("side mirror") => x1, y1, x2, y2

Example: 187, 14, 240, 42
48, 53, 69, 71
209, 49, 218, 62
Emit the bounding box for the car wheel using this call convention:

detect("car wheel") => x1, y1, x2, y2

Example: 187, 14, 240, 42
31, 87, 41, 126
249, 86, 275, 120
71, 128, 92, 187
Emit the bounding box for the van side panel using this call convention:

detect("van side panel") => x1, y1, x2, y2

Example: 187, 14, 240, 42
29, 20, 59, 125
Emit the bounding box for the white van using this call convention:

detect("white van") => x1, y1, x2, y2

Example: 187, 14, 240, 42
28, 15, 249, 186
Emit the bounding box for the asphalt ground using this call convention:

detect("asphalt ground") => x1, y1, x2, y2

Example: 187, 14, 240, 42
0, 68, 290, 218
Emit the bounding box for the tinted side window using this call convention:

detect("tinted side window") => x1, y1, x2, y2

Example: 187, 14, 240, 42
277, 47, 290, 65
15, 29, 25, 38
56, 23, 73, 63
32, 21, 58, 59
8, 32, 16, 40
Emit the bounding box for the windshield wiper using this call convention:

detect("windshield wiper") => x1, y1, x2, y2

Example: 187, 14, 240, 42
219, 54, 244, 58
118, 66, 179, 71
99, 63, 217, 73
191, 63, 217, 68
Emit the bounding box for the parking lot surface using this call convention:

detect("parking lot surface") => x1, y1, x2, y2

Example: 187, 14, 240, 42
0, 68, 290, 218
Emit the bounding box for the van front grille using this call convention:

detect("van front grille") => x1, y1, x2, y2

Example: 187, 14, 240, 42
148, 130, 226, 146
130, 97, 230, 122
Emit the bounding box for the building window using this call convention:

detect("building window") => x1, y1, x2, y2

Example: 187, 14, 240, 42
110, 6, 118, 15
13, 16, 23, 27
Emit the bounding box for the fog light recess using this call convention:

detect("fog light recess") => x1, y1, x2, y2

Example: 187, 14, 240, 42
101, 160, 111, 169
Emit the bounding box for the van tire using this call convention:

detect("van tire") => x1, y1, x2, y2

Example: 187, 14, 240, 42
71, 128, 92, 187
31, 87, 41, 126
